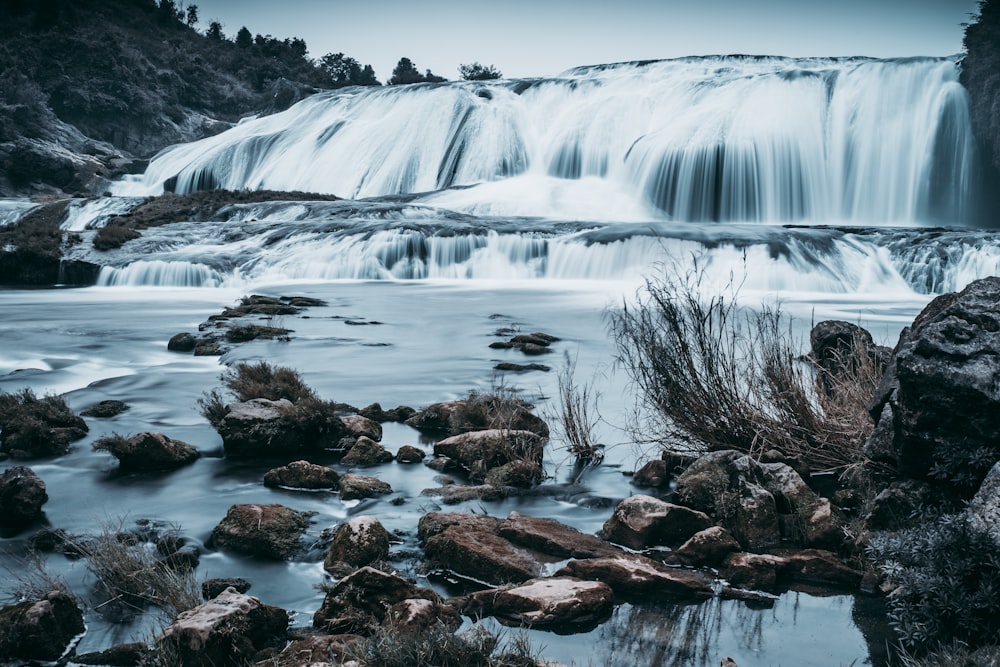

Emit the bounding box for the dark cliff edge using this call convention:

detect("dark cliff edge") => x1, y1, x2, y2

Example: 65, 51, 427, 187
960, 0, 1000, 223
0, 0, 331, 198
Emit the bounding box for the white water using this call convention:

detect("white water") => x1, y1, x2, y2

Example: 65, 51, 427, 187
116, 56, 975, 226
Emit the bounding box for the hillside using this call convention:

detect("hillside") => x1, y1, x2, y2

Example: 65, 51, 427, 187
962, 0, 1000, 184
0, 0, 334, 196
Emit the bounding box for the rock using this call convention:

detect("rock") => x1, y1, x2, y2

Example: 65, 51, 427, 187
202, 578, 251, 601
324, 516, 391, 575
338, 473, 392, 501
341, 436, 394, 467
385, 598, 463, 635
0, 590, 85, 662
263, 460, 339, 490
0, 390, 88, 458
217, 398, 346, 458
341, 414, 383, 441
969, 460, 1000, 543
80, 399, 129, 418
396, 445, 426, 463
0, 465, 47, 530
422, 520, 550, 584
433, 429, 545, 477
158, 587, 288, 667
674, 450, 844, 550
556, 554, 714, 602
864, 479, 937, 531
862, 403, 897, 465
167, 332, 198, 352
417, 511, 502, 542
421, 484, 508, 504
266, 634, 364, 666
497, 511, 619, 559
358, 403, 416, 423
484, 460, 544, 488
211, 503, 311, 560
94, 431, 200, 471
720, 552, 786, 590
404, 401, 463, 432
406, 398, 549, 437
631, 459, 670, 488
493, 362, 551, 372
425, 456, 458, 472
809, 320, 887, 396
721, 550, 862, 592
674, 526, 741, 567
313, 566, 441, 634
460, 577, 613, 631
870, 277, 1000, 495
598, 494, 713, 550
74, 642, 150, 666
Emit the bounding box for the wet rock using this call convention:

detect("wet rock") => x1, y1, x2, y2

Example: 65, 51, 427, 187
497, 511, 619, 559
598, 494, 713, 550
0, 465, 47, 530
93, 431, 200, 471
433, 429, 545, 478
417, 511, 502, 542
721, 549, 862, 592
421, 483, 507, 504
556, 554, 714, 602
406, 398, 549, 437
158, 587, 288, 667
404, 400, 463, 432
422, 521, 548, 584
167, 332, 198, 352
74, 642, 150, 666
202, 578, 251, 601
217, 398, 347, 458
263, 460, 339, 490
341, 435, 394, 467
80, 399, 129, 418
720, 552, 785, 590
324, 516, 391, 575
864, 479, 937, 531
385, 597, 463, 635
359, 402, 416, 423
631, 459, 670, 488
336, 473, 390, 501
396, 445, 426, 463
493, 362, 551, 373
674, 526, 742, 567
313, 566, 441, 634
425, 455, 458, 472
341, 414, 383, 441
460, 576, 613, 631
265, 633, 364, 666
0, 590, 85, 662
809, 320, 888, 396
0, 390, 88, 458
484, 460, 544, 488
211, 503, 311, 560
869, 277, 1000, 495
969, 460, 1000, 542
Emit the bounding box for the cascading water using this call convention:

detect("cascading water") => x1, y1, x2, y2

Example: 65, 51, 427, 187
116, 56, 976, 226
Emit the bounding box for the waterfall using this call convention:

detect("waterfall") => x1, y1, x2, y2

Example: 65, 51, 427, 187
116, 56, 976, 226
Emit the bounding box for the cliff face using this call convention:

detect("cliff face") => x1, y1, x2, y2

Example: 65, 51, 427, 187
961, 0, 1000, 175
0, 0, 330, 196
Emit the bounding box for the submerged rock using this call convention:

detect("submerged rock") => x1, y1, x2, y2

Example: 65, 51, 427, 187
80, 399, 129, 418
0, 590, 85, 662
211, 503, 311, 560
0, 465, 48, 530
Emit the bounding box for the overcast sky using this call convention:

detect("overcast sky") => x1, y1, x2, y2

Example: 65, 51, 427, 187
188, 0, 981, 81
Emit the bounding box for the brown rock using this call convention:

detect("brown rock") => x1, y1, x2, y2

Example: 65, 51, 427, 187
313, 567, 440, 634
324, 516, 391, 575
385, 598, 462, 635
461, 577, 613, 630
211, 503, 311, 560
434, 429, 545, 472
0, 591, 85, 662
598, 494, 713, 550
341, 435, 394, 467
555, 554, 713, 602
674, 526, 741, 567
396, 445, 426, 463
263, 460, 339, 490
338, 473, 392, 501
0, 465, 48, 530
341, 414, 383, 441
498, 511, 619, 559
94, 431, 200, 471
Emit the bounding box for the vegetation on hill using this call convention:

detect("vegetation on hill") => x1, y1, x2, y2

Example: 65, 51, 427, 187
961, 1, 1000, 179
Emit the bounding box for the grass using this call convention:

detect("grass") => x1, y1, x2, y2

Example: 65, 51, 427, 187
346, 624, 541, 667
0, 387, 89, 457
550, 352, 603, 464
220, 361, 316, 403
448, 385, 549, 438
609, 266, 880, 471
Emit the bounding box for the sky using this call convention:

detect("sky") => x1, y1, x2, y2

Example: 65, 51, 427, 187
187, 0, 982, 81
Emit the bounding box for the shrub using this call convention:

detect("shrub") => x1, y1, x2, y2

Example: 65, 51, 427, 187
92, 222, 141, 251
220, 361, 316, 403
867, 513, 1000, 654
0, 387, 88, 457
550, 353, 603, 464
608, 267, 879, 470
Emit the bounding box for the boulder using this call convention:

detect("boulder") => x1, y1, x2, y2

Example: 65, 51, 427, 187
404, 400, 464, 432
869, 277, 1000, 495
313, 566, 440, 634
396, 445, 426, 463
967, 460, 1000, 543
598, 494, 713, 550
864, 479, 938, 531
556, 554, 714, 602
0, 391, 88, 458
324, 516, 391, 575
217, 398, 346, 458
497, 511, 619, 559
263, 460, 339, 490
80, 399, 129, 418
0, 465, 47, 530
673, 526, 741, 567
211, 503, 311, 560
721, 549, 862, 592
406, 398, 549, 437
202, 578, 251, 601
422, 520, 550, 584
341, 436, 394, 467
631, 459, 670, 488
484, 460, 544, 488
433, 429, 545, 479
809, 320, 888, 396
74, 642, 150, 666
720, 552, 785, 591
359, 402, 416, 423
265, 633, 364, 666
459, 577, 613, 631
338, 473, 392, 501
421, 484, 507, 504
341, 415, 383, 441
385, 598, 463, 635
0, 590, 85, 662
158, 588, 288, 667
167, 332, 198, 352
94, 431, 200, 471
417, 512, 502, 542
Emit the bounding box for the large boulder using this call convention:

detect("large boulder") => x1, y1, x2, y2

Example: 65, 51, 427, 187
0, 390, 88, 458
0, 465, 47, 530
459, 577, 614, 631
721, 549, 862, 592
340, 436, 394, 467
313, 567, 441, 634
497, 512, 619, 559
341, 415, 383, 441
673, 450, 844, 550
598, 494, 713, 550
869, 277, 1000, 495
211, 504, 311, 560
0, 591, 85, 662
263, 460, 339, 490
324, 516, 391, 575
217, 398, 347, 458
157, 587, 288, 667
93, 431, 200, 471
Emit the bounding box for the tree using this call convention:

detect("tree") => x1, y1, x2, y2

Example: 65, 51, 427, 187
389, 57, 423, 85
423, 69, 446, 83
357, 64, 380, 86
206, 20, 223, 40
320, 52, 360, 87
458, 62, 502, 81
185, 4, 198, 28
235, 26, 252, 48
